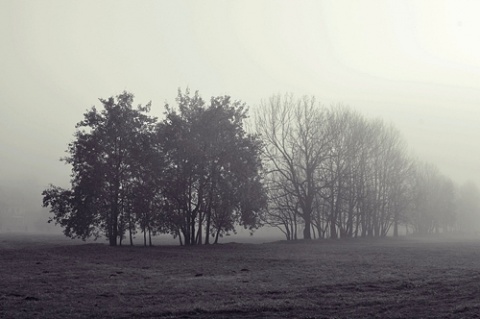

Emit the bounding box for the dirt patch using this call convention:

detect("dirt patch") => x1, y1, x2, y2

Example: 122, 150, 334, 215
1, 234, 480, 318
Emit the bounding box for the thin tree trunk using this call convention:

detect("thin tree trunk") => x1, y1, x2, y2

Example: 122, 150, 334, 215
196, 211, 202, 245
144, 228, 147, 247
205, 209, 212, 245
294, 216, 298, 240
110, 215, 118, 246
129, 225, 134, 246
148, 227, 152, 246
285, 222, 291, 240
214, 231, 220, 244
214, 225, 222, 244
178, 229, 183, 246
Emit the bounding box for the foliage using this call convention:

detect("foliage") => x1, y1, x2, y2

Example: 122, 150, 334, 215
42, 92, 158, 246
43, 90, 267, 246
160, 89, 267, 245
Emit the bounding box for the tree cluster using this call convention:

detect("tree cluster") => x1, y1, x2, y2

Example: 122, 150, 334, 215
42, 91, 480, 245
257, 94, 479, 240
42, 90, 266, 246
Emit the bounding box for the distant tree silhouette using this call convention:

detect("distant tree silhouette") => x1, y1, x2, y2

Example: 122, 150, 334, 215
406, 162, 456, 235
258, 95, 416, 240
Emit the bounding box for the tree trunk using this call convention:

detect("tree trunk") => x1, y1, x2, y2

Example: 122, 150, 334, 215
330, 219, 337, 239
303, 216, 312, 240
293, 216, 298, 240
110, 211, 118, 246
185, 214, 191, 246
204, 210, 212, 245
190, 213, 196, 246
196, 212, 202, 245
178, 230, 183, 246
214, 228, 221, 244
148, 227, 152, 246
144, 228, 147, 247
285, 223, 291, 240
129, 226, 134, 246
109, 233, 117, 246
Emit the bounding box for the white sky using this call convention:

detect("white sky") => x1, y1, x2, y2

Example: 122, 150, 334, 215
1, 0, 479, 203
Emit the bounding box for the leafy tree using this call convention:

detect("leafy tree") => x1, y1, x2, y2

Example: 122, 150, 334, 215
160, 89, 267, 245
42, 92, 158, 246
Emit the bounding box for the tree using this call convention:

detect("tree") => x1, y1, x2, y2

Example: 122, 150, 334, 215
407, 162, 456, 235
319, 106, 367, 238
261, 174, 301, 240
257, 94, 331, 240
42, 92, 158, 246
312, 107, 414, 239
128, 119, 165, 246
366, 121, 412, 237
159, 89, 267, 245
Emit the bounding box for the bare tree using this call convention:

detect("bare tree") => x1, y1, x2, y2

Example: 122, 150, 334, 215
262, 174, 301, 240
257, 94, 330, 239
319, 106, 369, 238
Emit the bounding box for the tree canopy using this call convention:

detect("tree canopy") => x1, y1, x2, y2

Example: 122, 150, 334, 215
159, 90, 266, 245
42, 90, 267, 246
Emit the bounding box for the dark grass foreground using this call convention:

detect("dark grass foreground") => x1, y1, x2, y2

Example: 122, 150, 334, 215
1, 234, 480, 318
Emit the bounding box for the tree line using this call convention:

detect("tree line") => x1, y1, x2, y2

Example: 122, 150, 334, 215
257, 94, 479, 240
42, 90, 480, 245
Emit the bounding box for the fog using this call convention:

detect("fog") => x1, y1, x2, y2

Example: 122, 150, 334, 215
1, 0, 480, 235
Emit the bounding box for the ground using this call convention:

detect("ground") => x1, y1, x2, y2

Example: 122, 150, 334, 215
1, 233, 480, 318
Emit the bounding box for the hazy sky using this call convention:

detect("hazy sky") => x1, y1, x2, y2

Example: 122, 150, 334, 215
1, 0, 479, 205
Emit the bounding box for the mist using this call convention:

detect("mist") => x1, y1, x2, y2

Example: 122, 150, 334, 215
1, 0, 480, 237
4, 3, 480, 318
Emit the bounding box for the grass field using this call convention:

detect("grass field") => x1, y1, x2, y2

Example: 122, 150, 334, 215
1, 233, 480, 318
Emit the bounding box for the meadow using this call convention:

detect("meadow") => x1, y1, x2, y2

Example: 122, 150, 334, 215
1, 233, 480, 318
